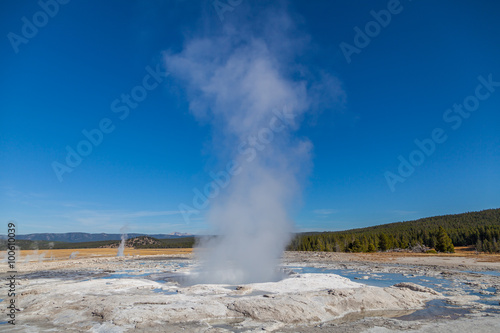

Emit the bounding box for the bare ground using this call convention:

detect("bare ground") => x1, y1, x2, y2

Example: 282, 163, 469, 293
0, 250, 499, 332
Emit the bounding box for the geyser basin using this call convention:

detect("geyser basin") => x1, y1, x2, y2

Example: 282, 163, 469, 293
11, 270, 440, 331
8, 252, 500, 332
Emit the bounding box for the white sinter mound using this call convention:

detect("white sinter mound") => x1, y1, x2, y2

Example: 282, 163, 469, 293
11, 271, 440, 332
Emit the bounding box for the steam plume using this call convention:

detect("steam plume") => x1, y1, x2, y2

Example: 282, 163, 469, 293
117, 225, 128, 257
165, 4, 343, 284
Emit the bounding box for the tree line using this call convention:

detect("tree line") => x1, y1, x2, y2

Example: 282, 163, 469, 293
287, 208, 500, 253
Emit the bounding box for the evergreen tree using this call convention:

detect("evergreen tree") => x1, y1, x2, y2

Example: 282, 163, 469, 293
429, 236, 437, 249
435, 226, 454, 253
316, 238, 325, 251
367, 242, 377, 252
349, 239, 364, 252
475, 239, 483, 252
378, 234, 389, 251
483, 239, 491, 253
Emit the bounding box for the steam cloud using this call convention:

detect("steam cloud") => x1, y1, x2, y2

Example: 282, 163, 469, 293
117, 226, 128, 257
165, 4, 344, 284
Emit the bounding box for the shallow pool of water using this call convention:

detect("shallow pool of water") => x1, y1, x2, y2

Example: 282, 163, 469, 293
152, 288, 178, 295
396, 299, 471, 321
287, 265, 499, 320
102, 272, 151, 279
288, 266, 458, 293
463, 270, 500, 277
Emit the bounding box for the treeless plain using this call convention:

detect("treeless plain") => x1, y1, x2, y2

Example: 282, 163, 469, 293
14, 247, 193, 260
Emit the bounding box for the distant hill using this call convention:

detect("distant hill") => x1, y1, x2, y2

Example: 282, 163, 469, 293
100, 236, 162, 248
288, 208, 500, 253
0, 235, 196, 251
0, 232, 193, 243
100, 235, 195, 249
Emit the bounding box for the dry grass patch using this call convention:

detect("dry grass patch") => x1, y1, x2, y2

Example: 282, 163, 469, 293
5, 247, 193, 261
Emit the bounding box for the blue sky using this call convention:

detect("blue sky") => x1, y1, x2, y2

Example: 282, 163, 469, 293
1, 0, 499, 234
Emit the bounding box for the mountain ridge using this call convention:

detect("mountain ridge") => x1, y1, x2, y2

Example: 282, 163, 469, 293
0, 232, 193, 243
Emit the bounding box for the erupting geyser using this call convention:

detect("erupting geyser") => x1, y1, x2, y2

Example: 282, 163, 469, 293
117, 226, 128, 257
165, 4, 344, 284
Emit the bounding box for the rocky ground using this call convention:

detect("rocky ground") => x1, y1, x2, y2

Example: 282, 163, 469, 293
0, 251, 499, 332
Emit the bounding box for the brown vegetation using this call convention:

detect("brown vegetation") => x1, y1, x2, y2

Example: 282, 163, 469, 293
13, 247, 193, 260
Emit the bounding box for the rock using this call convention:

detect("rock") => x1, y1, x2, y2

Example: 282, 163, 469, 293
392, 282, 441, 295
446, 295, 481, 305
